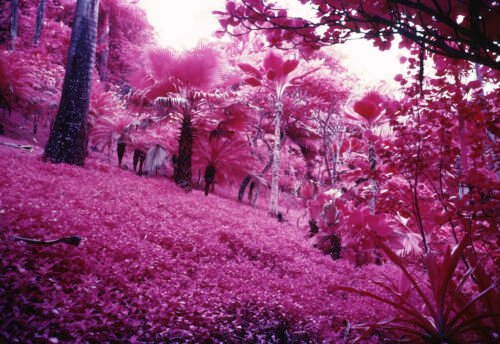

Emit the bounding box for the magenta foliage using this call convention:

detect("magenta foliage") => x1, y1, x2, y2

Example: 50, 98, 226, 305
0, 144, 399, 342
143, 46, 223, 92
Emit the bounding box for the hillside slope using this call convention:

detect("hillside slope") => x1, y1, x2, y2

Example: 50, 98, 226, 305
0, 141, 393, 343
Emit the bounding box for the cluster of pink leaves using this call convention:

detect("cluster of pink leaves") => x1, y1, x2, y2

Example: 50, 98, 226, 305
0, 144, 402, 342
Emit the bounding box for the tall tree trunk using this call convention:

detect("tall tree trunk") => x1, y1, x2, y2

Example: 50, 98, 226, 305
453, 72, 470, 198
269, 100, 282, 216
368, 139, 377, 213
43, 0, 99, 166
33, 0, 47, 46
323, 127, 332, 185
332, 146, 338, 185
174, 113, 193, 189
10, 0, 19, 51
96, 10, 109, 81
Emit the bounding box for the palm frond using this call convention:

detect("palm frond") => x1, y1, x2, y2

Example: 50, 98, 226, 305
144, 144, 168, 175
124, 116, 167, 131
154, 96, 188, 110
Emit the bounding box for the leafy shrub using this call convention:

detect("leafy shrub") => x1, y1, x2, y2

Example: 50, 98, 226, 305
331, 239, 499, 343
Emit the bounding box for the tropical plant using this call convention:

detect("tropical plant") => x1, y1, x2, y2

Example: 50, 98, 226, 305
88, 114, 132, 155
238, 50, 318, 216
132, 46, 228, 189
345, 91, 395, 213
193, 103, 254, 196
331, 238, 499, 343
194, 133, 254, 196
144, 144, 168, 175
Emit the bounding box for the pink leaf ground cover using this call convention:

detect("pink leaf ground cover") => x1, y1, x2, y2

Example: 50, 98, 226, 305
1, 143, 397, 342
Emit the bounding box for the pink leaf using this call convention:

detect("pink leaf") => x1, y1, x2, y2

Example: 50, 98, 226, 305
263, 51, 283, 73
282, 59, 299, 75
238, 63, 262, 79
267, 70, 276, 81
244, 77, 261, 87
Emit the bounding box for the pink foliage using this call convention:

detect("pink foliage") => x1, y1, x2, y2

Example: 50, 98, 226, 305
0, 145, 399, 341
1, 1, 498, 342
351, 91, 387, 126
144, 46, 223, 91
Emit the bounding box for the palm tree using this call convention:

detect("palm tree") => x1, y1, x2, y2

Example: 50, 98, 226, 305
345, 91, 392, 213
132, 46, 226, 190
239, 51, 318, 216
43, 0, 99, 166
193, 109, 255, 196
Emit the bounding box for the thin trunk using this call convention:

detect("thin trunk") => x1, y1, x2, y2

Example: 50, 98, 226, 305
137, 151, 145, 176
454, 72, 469, 199
252, 143, 274, 208
10, 0, 19, 51
248, 181, 255, 202
33, 0, 47, 46
475, 63, 499, 181
44, 0, 99, 166
269, 100, 282, 216
323, 126, 332, 185
238, 175, 252, 203
413, 111, 429, 253
368, 139, 377, 213
96, 11, 109, 81
457, 114, 469, 199
174, 113, 193, 190
133, 149, 140, 172
331, 150, 338, 185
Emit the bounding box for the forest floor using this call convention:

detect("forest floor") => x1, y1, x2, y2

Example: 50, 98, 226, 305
0, 135, 397, 343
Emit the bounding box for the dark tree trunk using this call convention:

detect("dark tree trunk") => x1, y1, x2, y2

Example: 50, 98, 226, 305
174, 114, 193, 190
10, 0, 18, 50
43, 0, 99, 166
248, 181, 255, 202
238, 175, 252, 202
137, 154, 145, 176
33, 0, 47, 46
117, 141, 125, 166
133, 149, 140, 172
133, 149, 146, 175
204, 163, 216, 196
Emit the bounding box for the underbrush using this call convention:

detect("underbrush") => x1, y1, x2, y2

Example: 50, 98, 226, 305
1, 144, 397, 342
